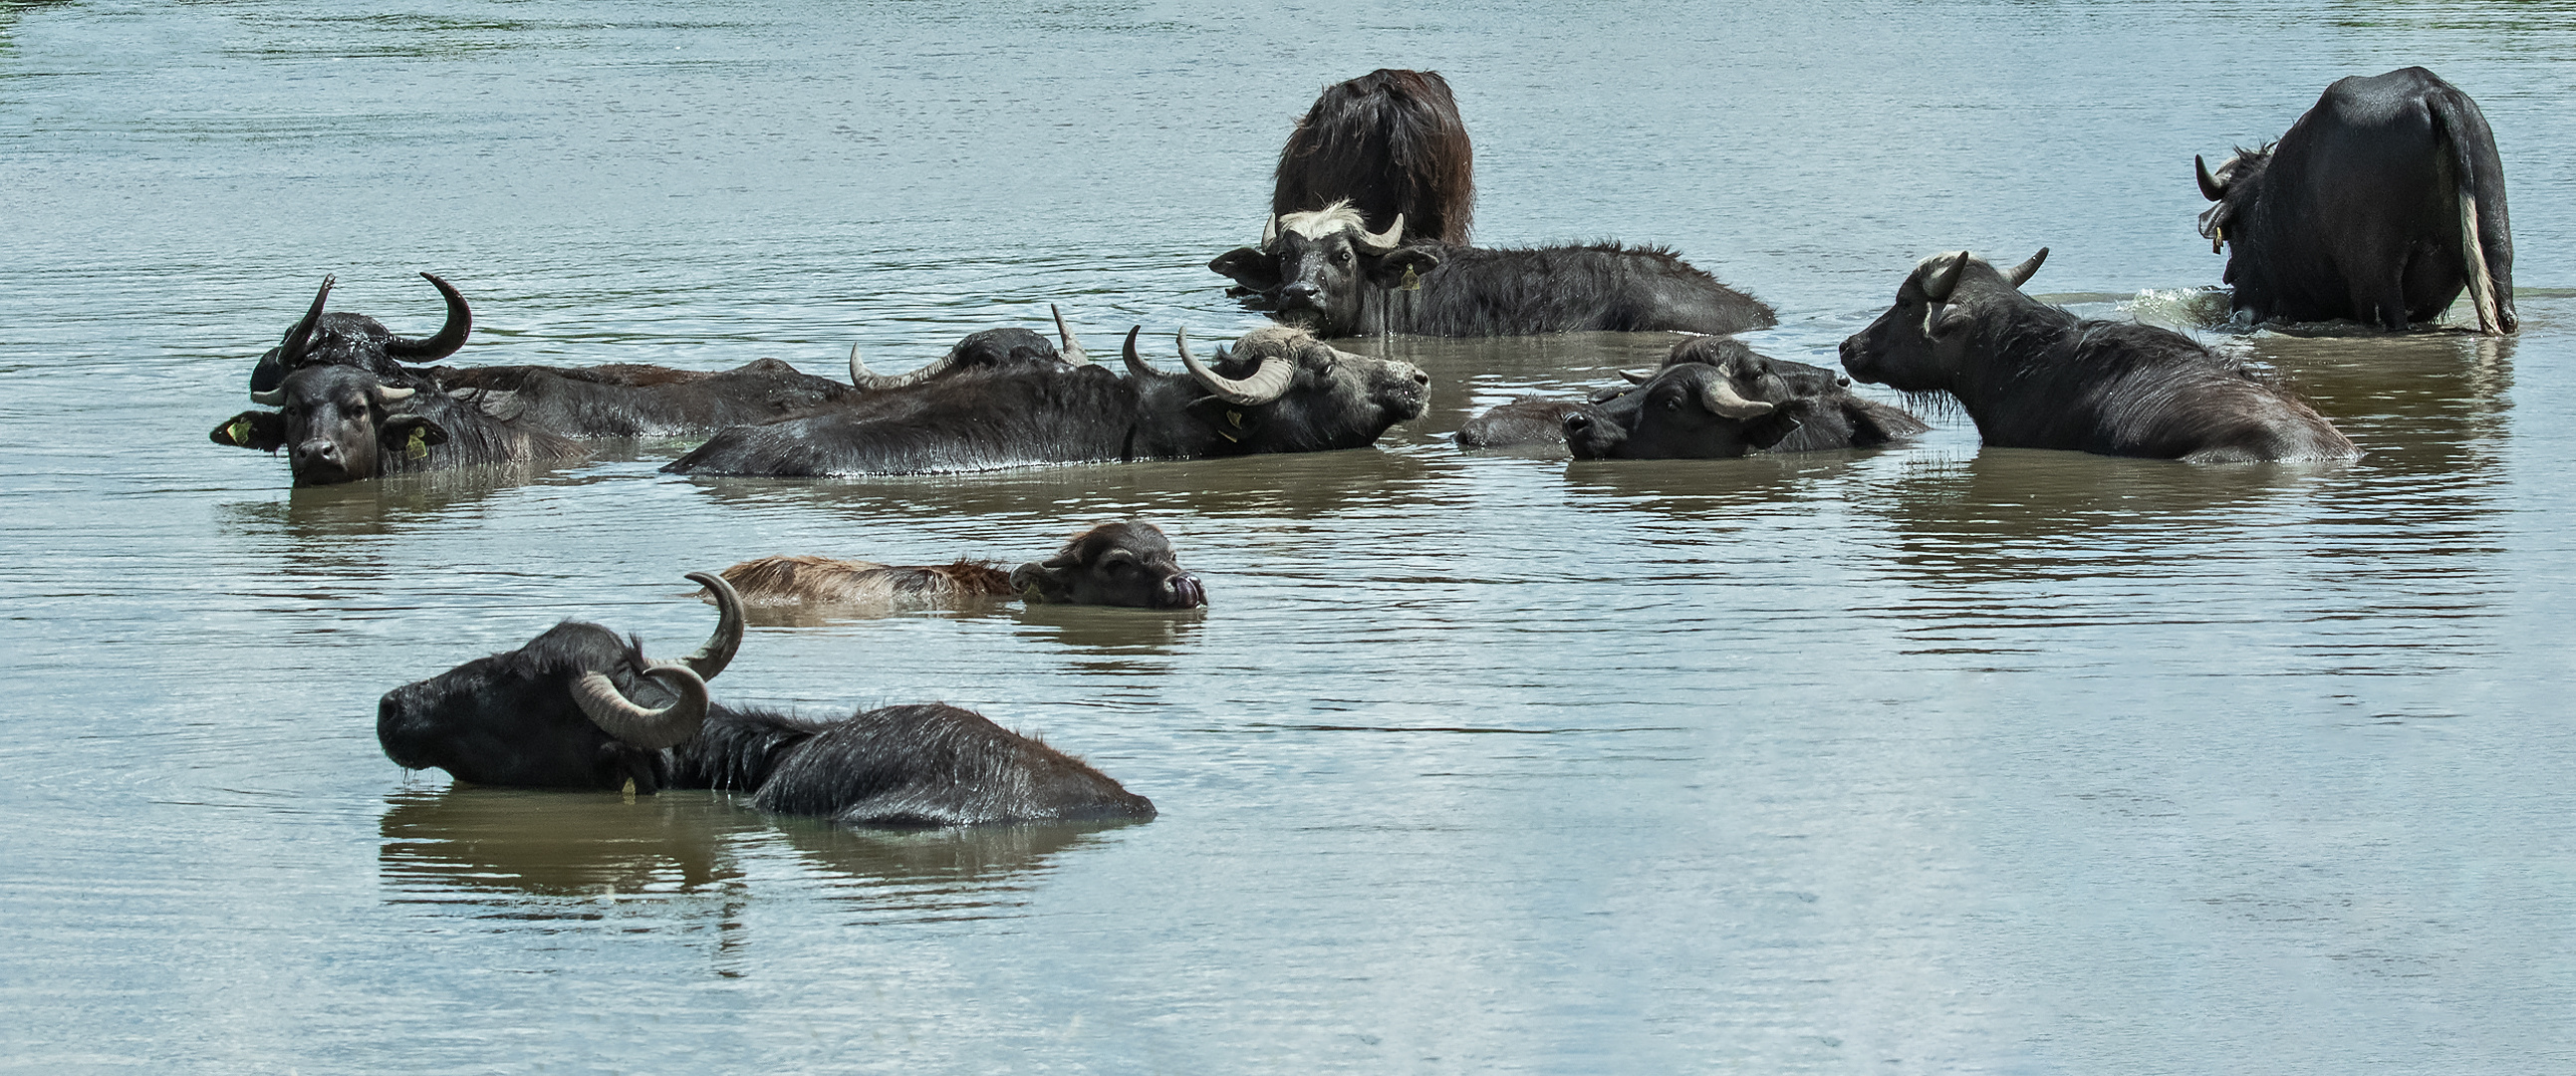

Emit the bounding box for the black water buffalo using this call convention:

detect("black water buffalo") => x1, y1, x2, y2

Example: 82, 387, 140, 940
715, 520, 1207, 611
2195, 67, 2514, 333
1271, 69, 1474, 244
246, 273, 469, 396
1839, 249, 2360, 462
1208, 201, 1774, 339
377, 573, 1156, 825
1564, 338, 1928, 459
663, 326, 1429, 476
209, 364, 585, 485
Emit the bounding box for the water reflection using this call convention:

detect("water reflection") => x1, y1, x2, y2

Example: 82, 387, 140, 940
1009, 602, 1204, 660
1559, 451, 1878, 522
379, 786, 755, 901
774, 817, 1146, 922
672, 447, 1440, 520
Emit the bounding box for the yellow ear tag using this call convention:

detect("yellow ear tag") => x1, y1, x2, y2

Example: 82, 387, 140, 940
621, 777, 638, 800
2211, 226, 2223, 254
1400, 265, 1421, 291
405, 426, 429, 458
226, 418, 251, 445
1228, 409, 1244, 428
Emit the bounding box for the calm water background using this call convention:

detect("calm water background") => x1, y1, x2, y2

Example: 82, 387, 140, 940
5, 1, 2575, 1072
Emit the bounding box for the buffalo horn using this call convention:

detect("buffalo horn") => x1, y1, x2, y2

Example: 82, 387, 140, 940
1260, 213, 1280, 250
679, 571, 743, 681
2194, 154, 2226, 202
1620, 369, 1653, 385
571, 663, 708, 750
1353, 213, 1406, 255
371, 385, 417, 404
1922, 251, 1970, 304
848, 340, 963, 391
382, 272, 473, 361
2002, 247, 2049, 290
249, 387, 288, 406
1120, 326, 1166, 380
1051, 305, 1092, 366
1178, 329, 1293, 406
276, 276, 336, 370
1696, 376, 1774, 419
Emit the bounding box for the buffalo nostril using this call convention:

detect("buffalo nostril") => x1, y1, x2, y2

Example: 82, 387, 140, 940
1566, 414, 1591, 431
1411, 372, 1429, 387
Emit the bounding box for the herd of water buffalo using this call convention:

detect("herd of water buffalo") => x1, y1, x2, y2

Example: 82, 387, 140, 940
212, 64, 2517, 828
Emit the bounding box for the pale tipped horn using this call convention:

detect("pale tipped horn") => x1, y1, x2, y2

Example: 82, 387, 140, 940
1353, 213, 1406, 255
383, 272, 472, 361
371, 385, 417, 404
2195, 154, 2226, 202
249, 387, 287, 406
1260, 213, 1280, 250
679, 571, 742, 681
1120, 326, 1167, 380
1695, 375, 1775, 419
2002, 248, 2049, 290
849, 340, 963, 391
1923, 251, 1970, 304
572, 663, 708, 750
1051, 305, 1092, 366
1179, 329, 1294, 406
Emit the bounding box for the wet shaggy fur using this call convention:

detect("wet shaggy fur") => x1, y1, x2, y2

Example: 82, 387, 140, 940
211, 364, 585, 486
715, 556, 1015, 608
673, 704, 1155, 827
1457, 397, 1598, 448
378, 623, 684, 793
430, 357, 859, 437
1271, 68, 1475, 244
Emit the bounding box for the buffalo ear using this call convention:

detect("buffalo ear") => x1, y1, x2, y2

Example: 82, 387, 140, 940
1010, 561, 1070, 604
1926, 305, 1975, 340
1743, 410, 1806, 451
1368, 248, 1439, 289
380, 414, 449, 459
1208, 247, 1282, 292
210, 410, 287, 451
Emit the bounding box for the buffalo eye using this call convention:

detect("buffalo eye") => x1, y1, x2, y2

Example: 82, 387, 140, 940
1660, 398, 1680, 411
1332, 250, 1351, 265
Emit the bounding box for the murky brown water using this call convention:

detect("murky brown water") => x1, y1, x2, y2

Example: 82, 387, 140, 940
6, 1, 2575, 1071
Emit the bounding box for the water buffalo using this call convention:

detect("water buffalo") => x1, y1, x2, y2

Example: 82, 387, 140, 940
1839, 249, 2360, 462
208, 364, 585, 485
1207, 201, 1774, 339
1271, 69, 1474, 244
377, 573, 1156, 825
246, 273, 469, 396
714, 520, 1208, 612
1565, 338, 1928, 459
2195, 67, 2514, 333
662, 326, 1428, 476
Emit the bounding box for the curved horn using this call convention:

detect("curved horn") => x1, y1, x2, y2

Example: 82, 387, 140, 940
248, 387, 287, 406
371, 385, 417, 404
1353, 213, 1406, 255
572, 663, 708, 750
383, 272, 472, 361
679, 571, 743, 682
277, 276, 336, 369
1260, 213, 1280, 250
1179, 328, 1294, 406
1051, 304, 1091, 366
848, 340, 963, 391
1620, 369, 1653, 385
2194, 154, 2226, 202
1120, 326, 1168, 380
2002, 247, 2049, 290
1695, 375, 1775, 419
1922, 251, 1970, 304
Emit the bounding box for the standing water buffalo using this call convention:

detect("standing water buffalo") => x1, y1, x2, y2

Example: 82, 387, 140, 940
662, 326, 1428, 476
713, 520, 1208, 612
1209, 201, 1775, 339
209, 364, 585, 485
1839, 249, 2359, 462
1270, 69, 1475, 244
377, 573, 1155, 825
2195, 67, 2514, 333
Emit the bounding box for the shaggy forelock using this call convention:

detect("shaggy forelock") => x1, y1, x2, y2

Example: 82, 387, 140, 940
1278, 199, 1370, 241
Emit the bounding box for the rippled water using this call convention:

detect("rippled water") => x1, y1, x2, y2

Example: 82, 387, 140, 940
6, 1, 2575, 1072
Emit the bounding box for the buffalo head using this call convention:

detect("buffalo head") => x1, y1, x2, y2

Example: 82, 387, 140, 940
847, 307, 1095, 390
1839, 248, 2048, 392
377, 573, 744, 792
1564, 350, 1810, 459
1207, 200, 1441, 337
247, 273, 471, 395
209, 365, 451, 486
1123, 324, 1428, 452
1009, 520, 1207, 609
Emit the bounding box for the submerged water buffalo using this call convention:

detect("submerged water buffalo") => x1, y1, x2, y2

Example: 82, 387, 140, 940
209, 364, 585, 485
1207, 201, 1774, 339
1270, 69, 1474, 245
715, 520, 1207, 611
2195, 67, 2514, 333
1564, 338, 1928, 459
246, 273, 470, 396
377, 573, 1155, 825
663, 326, 1428, 476
1839, 249, 2359, 462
